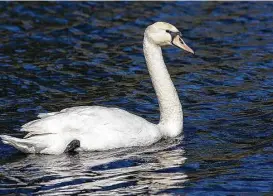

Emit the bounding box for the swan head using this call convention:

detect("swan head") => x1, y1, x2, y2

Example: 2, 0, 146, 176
145, 22, 194, 54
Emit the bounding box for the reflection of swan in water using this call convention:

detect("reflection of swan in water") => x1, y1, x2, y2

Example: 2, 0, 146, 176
0, 22, 194, 154
0, 139, 187, 195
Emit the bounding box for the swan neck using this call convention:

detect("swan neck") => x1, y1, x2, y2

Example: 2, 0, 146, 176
143, 36, 183, 137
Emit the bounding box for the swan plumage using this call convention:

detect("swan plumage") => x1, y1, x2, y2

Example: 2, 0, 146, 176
1, 22, 194, 154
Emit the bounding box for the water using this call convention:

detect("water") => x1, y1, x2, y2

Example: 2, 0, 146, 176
0, 2, 272, 195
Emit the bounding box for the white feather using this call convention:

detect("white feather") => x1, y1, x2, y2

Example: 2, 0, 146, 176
0, 22, 193, 154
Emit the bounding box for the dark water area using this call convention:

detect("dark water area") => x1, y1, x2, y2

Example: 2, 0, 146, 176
0, 1, 272, 195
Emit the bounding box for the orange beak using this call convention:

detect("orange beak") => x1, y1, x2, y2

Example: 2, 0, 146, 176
172, 35, 194, 54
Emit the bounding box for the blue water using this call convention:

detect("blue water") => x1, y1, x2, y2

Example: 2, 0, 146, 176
0, 2, 273, 195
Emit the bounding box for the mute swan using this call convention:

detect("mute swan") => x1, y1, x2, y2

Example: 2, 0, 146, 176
0, 22, 194, 155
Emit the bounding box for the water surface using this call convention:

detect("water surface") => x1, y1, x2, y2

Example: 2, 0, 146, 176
0, 2, 273, 195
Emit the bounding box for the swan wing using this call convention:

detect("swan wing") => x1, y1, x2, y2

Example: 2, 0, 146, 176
21, 106, 156, 139
37, 112, 58, 118
36, 106, 89, 118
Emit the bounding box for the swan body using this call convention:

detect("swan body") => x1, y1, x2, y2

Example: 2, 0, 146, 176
1, 22, 194, 154
2, 106, 160, 154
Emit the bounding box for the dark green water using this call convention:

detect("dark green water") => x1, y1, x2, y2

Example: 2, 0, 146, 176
0, 2, 272, 195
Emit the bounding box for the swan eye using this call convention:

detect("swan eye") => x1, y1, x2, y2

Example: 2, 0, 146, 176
166, 30, 182, 37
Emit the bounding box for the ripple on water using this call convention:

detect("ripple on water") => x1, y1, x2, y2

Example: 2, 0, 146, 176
0, 1, 273, 195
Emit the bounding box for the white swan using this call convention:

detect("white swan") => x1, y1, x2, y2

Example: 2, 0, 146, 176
0, 22, 194, 155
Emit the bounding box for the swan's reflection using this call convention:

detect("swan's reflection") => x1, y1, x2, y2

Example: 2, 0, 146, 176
0, 139, 187, 195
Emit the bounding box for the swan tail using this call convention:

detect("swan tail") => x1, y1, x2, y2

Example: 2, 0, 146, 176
0, 135, 41, 153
